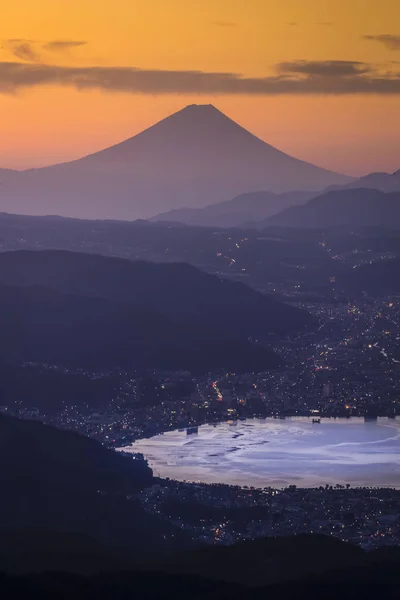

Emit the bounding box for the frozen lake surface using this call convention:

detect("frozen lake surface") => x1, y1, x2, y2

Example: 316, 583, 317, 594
119, 417, 400, 489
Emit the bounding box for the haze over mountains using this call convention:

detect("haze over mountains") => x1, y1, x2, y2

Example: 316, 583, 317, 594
152, 169, 400, 229
152, 190, 314, 228
328, 169, 400, 194
0, 105, 350, 221
266, 189, 400, 229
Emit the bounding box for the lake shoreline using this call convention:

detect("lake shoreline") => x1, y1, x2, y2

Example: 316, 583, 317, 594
118, 417, 400, 490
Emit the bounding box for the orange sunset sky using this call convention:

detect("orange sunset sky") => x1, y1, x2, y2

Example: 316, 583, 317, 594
1, 0, 399, 175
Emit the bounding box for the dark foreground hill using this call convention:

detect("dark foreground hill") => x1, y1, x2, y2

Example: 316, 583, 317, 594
1, 533, 400, 599
1, 563, 400, 600
165, 534, 365, 586
266, 189, 400, 229
0, 414, 152, 494
0, 363, 119, 412
0, 250, 312, 372
0, 250, 308, 336
0, 283, 281, 372
0, 414, 191, 555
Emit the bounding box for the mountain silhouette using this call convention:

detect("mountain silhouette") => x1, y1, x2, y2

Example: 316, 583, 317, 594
0, 105, 350, 220
328, 169, 400, 194
0, 250, 313, 372
265, 189, 400, 229
0, 413, 192, 555
152, 190, 314, 228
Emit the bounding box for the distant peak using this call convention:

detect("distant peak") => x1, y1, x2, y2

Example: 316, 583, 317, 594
158, 103, 238, 130
179, 103, 222, 116
184, 103, 217, 109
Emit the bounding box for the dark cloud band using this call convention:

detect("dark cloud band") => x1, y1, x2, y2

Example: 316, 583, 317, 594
363, 35, 400, 50
4, 40, 40, 62
276, 60, 372, 77
3, 38, 88, 63
0, 60, 399, 95
43, 40, 88, 52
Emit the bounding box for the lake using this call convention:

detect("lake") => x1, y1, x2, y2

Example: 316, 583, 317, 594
119, 417, 400, 489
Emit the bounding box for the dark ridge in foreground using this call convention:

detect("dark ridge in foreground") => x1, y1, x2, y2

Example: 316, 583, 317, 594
0, 250, 313, 372
0, 414, 190, 554
0, 283, 281, 372
1, 533, 400, 598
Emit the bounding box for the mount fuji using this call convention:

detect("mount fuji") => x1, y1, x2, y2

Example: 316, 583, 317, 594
0, 105, 351, 220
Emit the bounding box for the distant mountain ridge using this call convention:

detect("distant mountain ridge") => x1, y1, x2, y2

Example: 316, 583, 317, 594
328, 169, 400, 194
152, 190, 314, 228
0, 105, 350, 220
151, 168, 400, 229
264, 189, 400, 229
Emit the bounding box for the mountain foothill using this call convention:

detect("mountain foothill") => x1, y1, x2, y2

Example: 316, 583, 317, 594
0, 250, 312, 373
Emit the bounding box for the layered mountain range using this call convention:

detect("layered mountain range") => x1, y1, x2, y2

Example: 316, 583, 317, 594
265, 189, 400, 229
0, 105, 350, 220
328, 169, 400, 194
153, 171, 400, 229
152, 190, 315, 228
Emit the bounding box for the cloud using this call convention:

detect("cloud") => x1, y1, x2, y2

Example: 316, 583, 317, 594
363, 34, 400, 50
2, 38, 87, 62
212, 21, 237, 28
276, 60, 372, 77
0, 60, 399, 95
43, 40, 87, 52
4, 39, 40, 62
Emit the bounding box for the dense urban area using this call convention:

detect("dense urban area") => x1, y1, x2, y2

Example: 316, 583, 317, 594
1, 216, 399, 552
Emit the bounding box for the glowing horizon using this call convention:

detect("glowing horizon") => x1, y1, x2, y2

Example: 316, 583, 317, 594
1, 0, 400, 175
